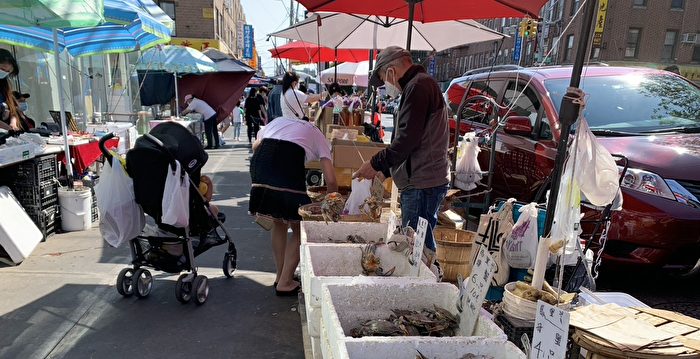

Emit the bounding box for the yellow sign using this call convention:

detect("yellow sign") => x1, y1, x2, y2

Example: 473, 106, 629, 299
249, 48, 258, 70
202, 8, 214, 19
170, 37, 220, 52
593, 0, 608, 46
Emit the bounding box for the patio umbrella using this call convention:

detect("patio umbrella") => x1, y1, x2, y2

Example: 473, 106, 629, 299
269, 41, 369, 63
296, 0, 548, 50
179, 71, 255, 123
202, 48, 255, 73
136, 45, 217, 117
320, 61, 370, 87
0, 0, 103, 28
270, 12, 506, 52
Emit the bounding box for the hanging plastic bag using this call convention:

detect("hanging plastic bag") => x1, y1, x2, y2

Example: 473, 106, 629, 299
474, 199, 515, 286
343, 178, 373, 215
96, 157, 145, 247
503, 203, 540, 269
574, 119, 621, 207
161, 161, 190, 228
454, 132, 483, 191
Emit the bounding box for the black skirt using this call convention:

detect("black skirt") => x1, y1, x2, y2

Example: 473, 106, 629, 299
249, 138, 311, 221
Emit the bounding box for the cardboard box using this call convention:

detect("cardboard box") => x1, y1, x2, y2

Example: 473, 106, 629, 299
332, 139, 386, 169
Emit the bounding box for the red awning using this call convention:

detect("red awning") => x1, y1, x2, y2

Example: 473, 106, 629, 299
269, 41, 369, 63
297, 0, 548, 22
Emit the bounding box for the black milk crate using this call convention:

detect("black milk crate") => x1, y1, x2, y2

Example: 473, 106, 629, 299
25, 204, 60, 241
14, 181, 59, 210
15, 154, 58, 186
495, 313, 578, 358
83, 178, 99, 223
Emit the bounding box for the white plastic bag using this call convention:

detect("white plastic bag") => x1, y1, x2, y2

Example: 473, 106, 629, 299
504, 203, 540, 269
343, 178, 373, 215
96, 157, 145, 247
574, 119, 621, 207
161, 161, 190, 228
454, 132, 483, 191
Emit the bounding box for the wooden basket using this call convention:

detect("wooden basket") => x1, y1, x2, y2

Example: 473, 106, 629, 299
434, 226, 476, 283
306, 186, 351, 202
298, 202, 378, 222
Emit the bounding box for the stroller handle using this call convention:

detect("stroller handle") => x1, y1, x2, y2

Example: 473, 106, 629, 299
143, 133, 178, 172
99, 132, 116, 165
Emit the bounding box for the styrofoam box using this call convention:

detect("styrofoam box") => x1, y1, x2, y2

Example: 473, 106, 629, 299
342, 338, 525, 359
321, 282, 509, 359
311, 335, 322, 359
0, 186, 43, 264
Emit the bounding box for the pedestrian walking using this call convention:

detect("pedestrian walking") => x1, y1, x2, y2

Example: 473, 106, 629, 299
249, 72, 337, 296
231, 101, 243, 141
244, 88, 264, 144
181, 94, 219, 149
353, 46, 450, 272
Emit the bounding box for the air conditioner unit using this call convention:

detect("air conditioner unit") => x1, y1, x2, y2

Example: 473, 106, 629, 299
681, 33, 698, 44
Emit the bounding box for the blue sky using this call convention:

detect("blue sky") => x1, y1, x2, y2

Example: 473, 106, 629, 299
240, 0, 306, 76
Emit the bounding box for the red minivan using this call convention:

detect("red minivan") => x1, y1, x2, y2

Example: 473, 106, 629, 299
445, 66, 700, 271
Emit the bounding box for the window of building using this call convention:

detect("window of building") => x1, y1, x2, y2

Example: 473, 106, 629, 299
671, 0, 684, 9
632, 0, 647, 7
692, 46, 700, 62
625, 28, 641, 58
662, 31, 678, 61
570, 0, 580, 16
564, 35, 574, 62
158, 1, 176, 36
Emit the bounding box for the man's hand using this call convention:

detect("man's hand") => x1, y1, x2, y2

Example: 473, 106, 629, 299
352, 161, 377, 180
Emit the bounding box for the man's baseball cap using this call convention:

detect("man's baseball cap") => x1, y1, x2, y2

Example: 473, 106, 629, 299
184, 94, 193, 102
368, 46, 411, 88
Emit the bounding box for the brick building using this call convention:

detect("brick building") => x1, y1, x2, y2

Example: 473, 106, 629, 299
155, 0, 247, 58
433, 0, 700, 87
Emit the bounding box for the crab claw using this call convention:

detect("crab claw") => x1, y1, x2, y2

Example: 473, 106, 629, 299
378, 266, 396, 277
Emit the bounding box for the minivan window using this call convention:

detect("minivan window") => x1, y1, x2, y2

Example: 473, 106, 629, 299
545, 74, 700, 133
459, 80, 505, 124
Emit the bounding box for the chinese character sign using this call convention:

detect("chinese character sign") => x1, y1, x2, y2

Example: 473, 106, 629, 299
243, 24, 254, 59
530, 301, 570, 359
513, 36, 522, 62
411, 217, 428, 276
386, 212, 398, 243
461, 245, 496, 335
428, 56, 436, 77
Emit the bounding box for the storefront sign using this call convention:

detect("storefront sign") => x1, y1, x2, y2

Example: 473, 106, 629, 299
530, 301, 570, 359
461, 245, 496, 335
513, 36, 522, 62
170, 37, 220, 52
593, 0, 608, 46
428, 56, 436, 77
237, 21, 245, 54
243, 24, 254, 59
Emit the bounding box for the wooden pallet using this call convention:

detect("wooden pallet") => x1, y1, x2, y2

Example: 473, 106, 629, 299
571, 304, 700, 358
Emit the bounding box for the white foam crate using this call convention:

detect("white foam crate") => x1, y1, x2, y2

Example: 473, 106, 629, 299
321, 282, 509, 359
306, 297, 322, 337
310, 335, 322, 359
342, 338, 526, 359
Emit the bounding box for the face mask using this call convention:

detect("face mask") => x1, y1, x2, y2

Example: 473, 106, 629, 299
0, 70, 8, 80
384, 68, 401, 98
19, 102, 28, 112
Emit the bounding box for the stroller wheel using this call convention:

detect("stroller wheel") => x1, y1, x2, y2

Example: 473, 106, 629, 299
133, 269, 153, 298
175, 274, 192, 304
193, 275, 209, 305
223, 253, 237, 278
116, 268, 135, 297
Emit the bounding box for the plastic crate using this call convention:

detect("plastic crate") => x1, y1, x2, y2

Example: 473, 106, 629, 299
495, 314, 578, 359
83, 179, 100, 223
25, 205, 60, 241
15, 154, 58, 186
14, 181, 59, 210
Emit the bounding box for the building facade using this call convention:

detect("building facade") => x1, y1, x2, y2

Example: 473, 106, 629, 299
155, 0, 247, 58
433, 0, 700, 87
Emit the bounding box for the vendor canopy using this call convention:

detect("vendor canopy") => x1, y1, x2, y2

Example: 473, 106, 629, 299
270, 12, 506, 52
270, 41, 369, 63
320, 61, 370, 87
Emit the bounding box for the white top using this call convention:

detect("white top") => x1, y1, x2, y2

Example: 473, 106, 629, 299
258, 117, 331, 163
280, 89, 308, 120
232, 106, 242, 123
185, 98, 216, 119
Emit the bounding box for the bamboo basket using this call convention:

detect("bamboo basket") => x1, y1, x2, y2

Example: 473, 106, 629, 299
434, 226, 476, 283
306, 186, 351, 202
298, 202, 379, 222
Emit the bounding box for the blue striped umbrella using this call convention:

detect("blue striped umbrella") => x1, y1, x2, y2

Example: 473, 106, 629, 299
0, 0, 173, 57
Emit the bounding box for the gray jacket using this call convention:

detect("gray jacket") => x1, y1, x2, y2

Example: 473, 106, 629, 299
370, 65, 449, 190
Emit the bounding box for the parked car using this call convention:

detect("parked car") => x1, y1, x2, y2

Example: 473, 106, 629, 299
445, 66, 700, 271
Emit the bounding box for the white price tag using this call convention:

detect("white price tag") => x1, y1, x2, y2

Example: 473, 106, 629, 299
529, 301, 570, 359
461, 245, 496, 335
411, 217, 428, 276
386, 212, 398, 243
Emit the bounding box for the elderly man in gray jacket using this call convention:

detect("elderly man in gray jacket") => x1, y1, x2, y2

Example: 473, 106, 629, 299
354, 46, 450, 261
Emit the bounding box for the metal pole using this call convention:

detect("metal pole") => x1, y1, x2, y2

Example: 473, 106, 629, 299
405, 0, 416, 51
334, 47, 338, 83
53, 29, 74, 186
543, 0, 599, 236
174, 72, 180, 118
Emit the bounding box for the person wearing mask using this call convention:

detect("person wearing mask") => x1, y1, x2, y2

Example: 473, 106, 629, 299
281, 71, 324, 121
244, 88, 264, 144
249, 71, 335, 296
353, 46, 450, 273
0, 49, 20, 131
13, 91, 35, 131
181, 94, 219, 149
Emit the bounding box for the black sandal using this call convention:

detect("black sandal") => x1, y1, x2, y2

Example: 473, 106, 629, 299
275, 285, 301, 297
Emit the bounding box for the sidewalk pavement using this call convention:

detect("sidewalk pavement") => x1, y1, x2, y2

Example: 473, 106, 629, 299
0, 142, 304, 359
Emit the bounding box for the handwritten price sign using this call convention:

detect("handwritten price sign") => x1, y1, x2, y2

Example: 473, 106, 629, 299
461, 245, 496, 335
411, 217, 428, 276
386, 212, 399, 243
530, 301, 570, 359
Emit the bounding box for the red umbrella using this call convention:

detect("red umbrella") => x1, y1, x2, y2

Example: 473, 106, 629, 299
179, 72, 254, 124
270, 41, 369, 63
297, 0, 547, 22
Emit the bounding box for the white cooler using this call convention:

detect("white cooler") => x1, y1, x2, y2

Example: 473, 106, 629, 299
0, 186, 43, 265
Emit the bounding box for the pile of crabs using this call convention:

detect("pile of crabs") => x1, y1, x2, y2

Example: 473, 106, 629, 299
351, 305, 460, 338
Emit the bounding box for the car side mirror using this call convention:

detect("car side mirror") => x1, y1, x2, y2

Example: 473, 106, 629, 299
503, 116, 533, 137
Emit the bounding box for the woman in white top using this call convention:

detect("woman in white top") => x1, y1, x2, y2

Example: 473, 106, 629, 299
250, 71, 336, 296
280, 72, 324, 121
220, 100, 242, 141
